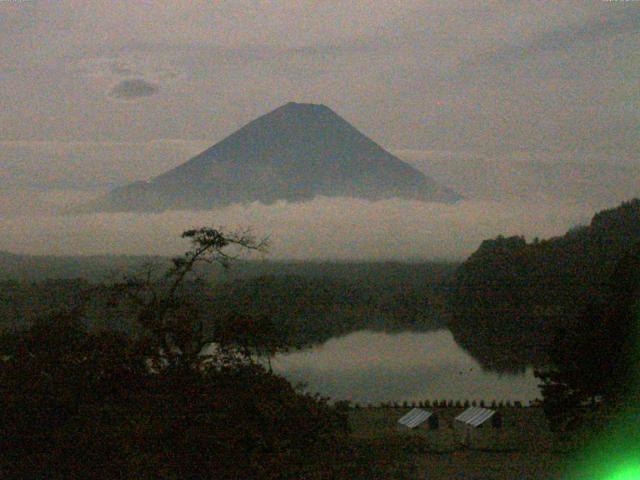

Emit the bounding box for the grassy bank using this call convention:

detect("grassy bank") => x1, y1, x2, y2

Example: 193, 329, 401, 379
346, 407, 567, 479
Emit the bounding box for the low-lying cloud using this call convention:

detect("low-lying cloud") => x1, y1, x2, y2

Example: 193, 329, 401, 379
0, 197, 596, 260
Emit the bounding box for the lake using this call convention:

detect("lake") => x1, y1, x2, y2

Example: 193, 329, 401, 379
272, 329, 541, 405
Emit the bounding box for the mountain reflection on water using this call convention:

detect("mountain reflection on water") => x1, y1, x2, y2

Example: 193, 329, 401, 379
272, 329, 541, 405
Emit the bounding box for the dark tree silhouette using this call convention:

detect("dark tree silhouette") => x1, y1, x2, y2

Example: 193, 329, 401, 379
535, 243, 640, 433
450, 199, 640, 372
108, 227, 269, 371
0, 227, 353, 479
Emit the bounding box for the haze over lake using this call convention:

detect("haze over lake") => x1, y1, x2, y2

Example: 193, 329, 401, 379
273, 330, 541, 405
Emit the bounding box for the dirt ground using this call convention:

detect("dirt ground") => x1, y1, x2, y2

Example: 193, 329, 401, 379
348, 407, 568, 479
415, 450, 564, 479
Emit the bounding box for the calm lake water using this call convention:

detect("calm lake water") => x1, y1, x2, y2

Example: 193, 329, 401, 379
272, 329, 541, 405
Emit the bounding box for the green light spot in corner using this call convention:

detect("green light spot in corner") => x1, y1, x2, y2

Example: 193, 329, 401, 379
608, 464, 640, 480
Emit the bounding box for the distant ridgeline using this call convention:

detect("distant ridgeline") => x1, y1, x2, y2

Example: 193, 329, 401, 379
449, 199, 640, 372
0, 252, 164, 282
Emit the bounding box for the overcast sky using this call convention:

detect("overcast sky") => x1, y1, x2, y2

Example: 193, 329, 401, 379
2, 1, 637, 148
0, 1, 638, 258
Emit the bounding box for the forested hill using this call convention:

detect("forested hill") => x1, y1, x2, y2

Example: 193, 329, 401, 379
0, 252, 163, 282
0, 252, 457, 285
449, 198, 640, 371
0, 263, 455, 348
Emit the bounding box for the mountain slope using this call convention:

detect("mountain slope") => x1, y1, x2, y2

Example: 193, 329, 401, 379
87, 102, 459, 212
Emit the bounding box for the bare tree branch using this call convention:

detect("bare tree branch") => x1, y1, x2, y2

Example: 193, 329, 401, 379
106, 226, 269, 372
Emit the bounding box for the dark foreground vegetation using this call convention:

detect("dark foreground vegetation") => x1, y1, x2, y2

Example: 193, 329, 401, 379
0, 229, 468, 479
0, 228, 455, 479
0, 314, 352, 479
450, 199, 640, 372
1, 199, 639, 478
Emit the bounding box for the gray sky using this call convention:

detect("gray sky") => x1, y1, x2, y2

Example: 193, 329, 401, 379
2, 1, 637, 149
0, 1, 638, 258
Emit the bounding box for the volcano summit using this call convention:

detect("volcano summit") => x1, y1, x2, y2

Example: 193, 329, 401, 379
89, 102, 460, 212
